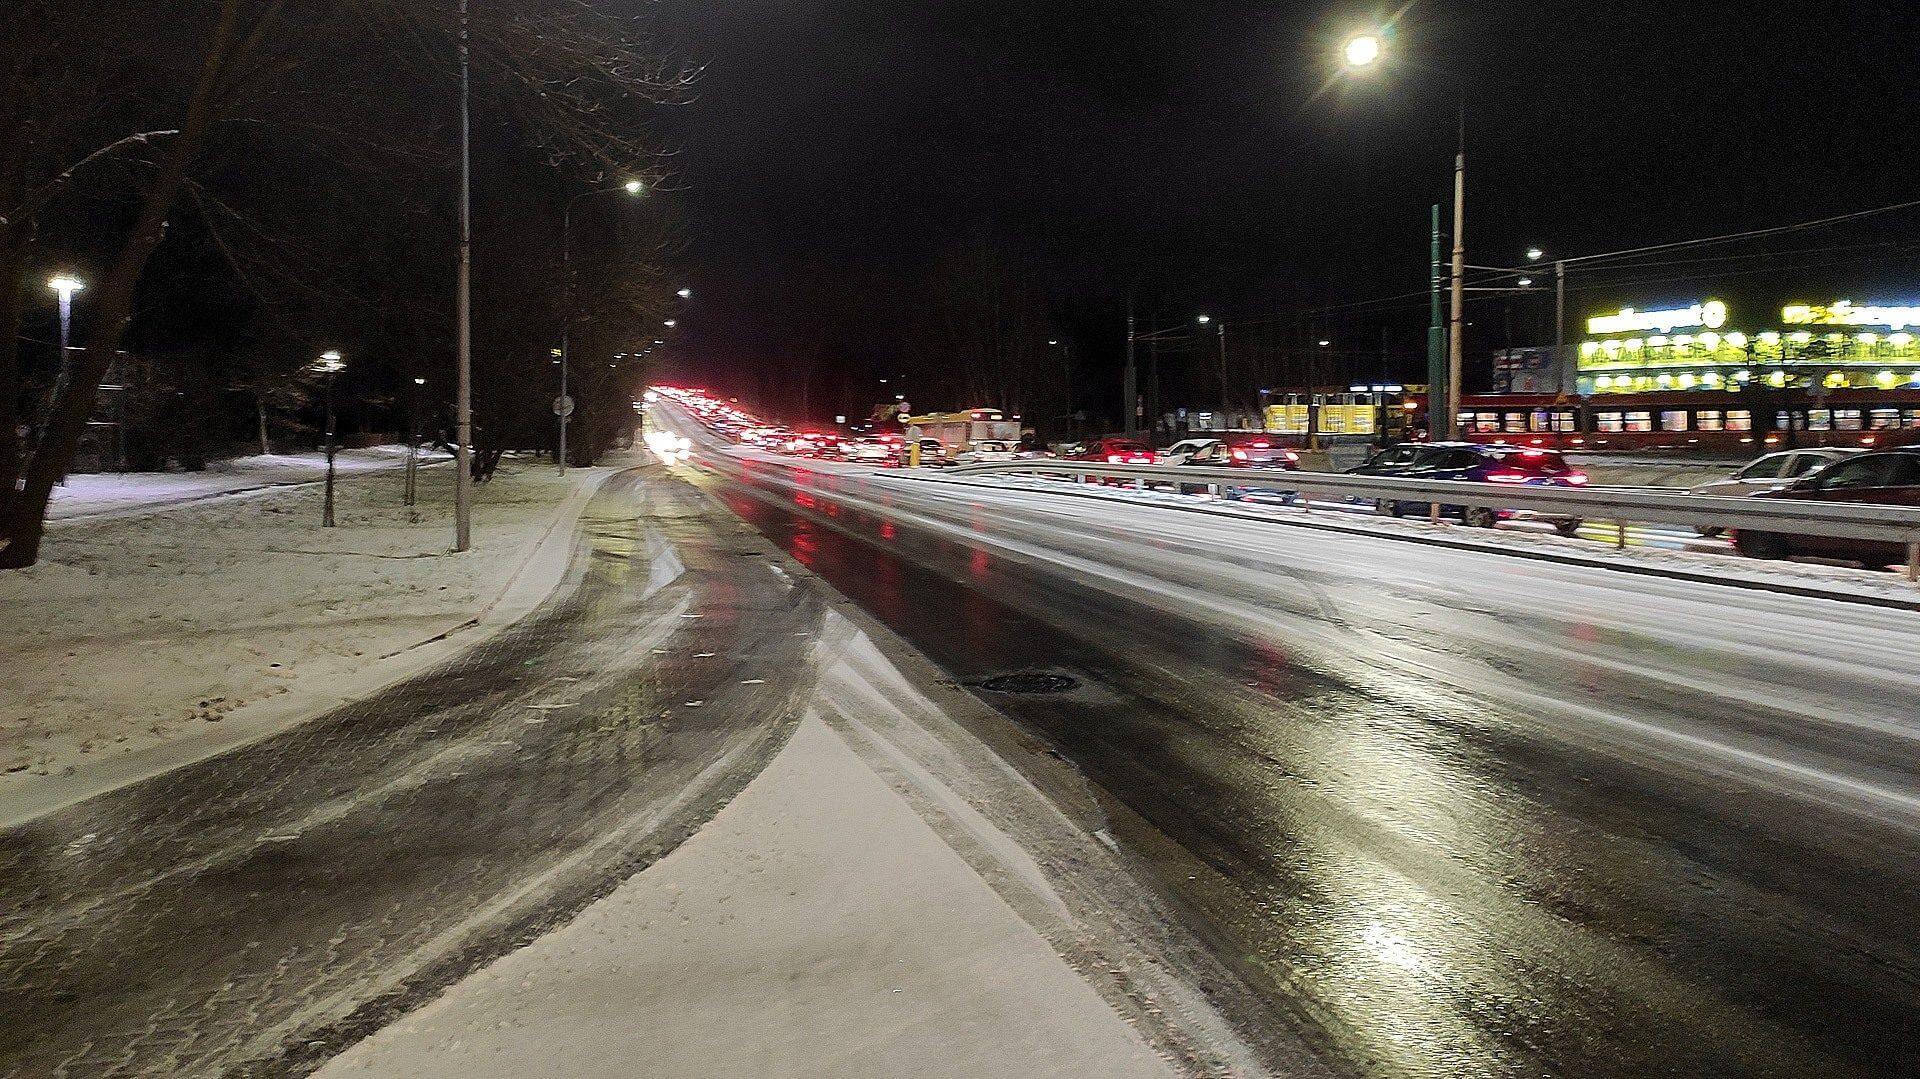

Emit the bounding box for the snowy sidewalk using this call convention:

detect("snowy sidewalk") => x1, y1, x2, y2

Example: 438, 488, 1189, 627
319, 713, 1173, 1079
46, 445, 438, 523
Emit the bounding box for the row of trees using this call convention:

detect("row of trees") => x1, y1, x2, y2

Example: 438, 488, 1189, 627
1, 1, 689, 567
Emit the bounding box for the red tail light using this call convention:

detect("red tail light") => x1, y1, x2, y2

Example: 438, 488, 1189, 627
1485, 470, 1528, 484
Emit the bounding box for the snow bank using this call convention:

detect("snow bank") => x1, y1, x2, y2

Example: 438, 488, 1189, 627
48, 446, 442, 522
0, 455, 613, 805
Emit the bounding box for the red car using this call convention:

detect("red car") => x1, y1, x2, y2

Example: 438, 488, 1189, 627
1071, 437, 1156, 465
1736, 448, 1920, 568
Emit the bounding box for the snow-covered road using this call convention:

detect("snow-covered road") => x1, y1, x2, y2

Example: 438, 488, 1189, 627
665, 403, 1920, 1077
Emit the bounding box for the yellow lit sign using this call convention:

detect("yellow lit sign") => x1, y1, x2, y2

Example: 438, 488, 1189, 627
1587, 299, 1727, 336
1781, 300, 1920, 331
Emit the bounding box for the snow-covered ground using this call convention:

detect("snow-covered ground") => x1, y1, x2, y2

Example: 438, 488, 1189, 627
0, 454, 620, 811
47, 445, 440, 523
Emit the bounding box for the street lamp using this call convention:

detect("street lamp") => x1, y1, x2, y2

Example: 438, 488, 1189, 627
1342, 33, 1382, 69
1526, 247, 1545, 262
312, 350, 345, 527
1334, 26, 1466, 439
676, 287, 692, 299
560, 180, 646, 474
44, 274, 86, 466
663, 319, 677, 328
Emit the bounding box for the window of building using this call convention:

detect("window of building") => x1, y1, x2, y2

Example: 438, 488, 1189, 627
1833, 408, 1864, 431
1503, 412, 1529, 433
1527, 410, 1551, 433
1726, 410, 1753, 432
1807, 410, 1832, 432
1552, 410, 1578, 432
1904, 408, 1920, 429
1594, 411, 1624, 433
1659, 410, 1689, 432
1624, 411, 1653, 432
1870, 408, 1902, 430
1696, 410, 1724, 432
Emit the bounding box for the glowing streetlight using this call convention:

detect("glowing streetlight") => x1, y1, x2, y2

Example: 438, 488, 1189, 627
676, 287, 692, 299
1343, 33, 1382, 69
1196, 314, 1212, 325
1517, 277, 1534, 288
623, 179, 644, 195
313, 350, 345, 526
1526, 247, 1544, 261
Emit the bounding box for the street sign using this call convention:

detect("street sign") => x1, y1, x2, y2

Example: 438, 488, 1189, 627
552, 395, 575, 418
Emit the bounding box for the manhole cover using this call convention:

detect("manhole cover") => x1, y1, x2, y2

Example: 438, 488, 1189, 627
978, 671, 1079, 695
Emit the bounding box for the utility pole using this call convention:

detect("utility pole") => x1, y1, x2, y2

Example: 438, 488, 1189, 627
560, 200, 573, 474
1124, 299, 1138, 437
1216, 319, 1228, 418
1428, 205, 1445, 440
1447, 108, 1467, 441
1554, 258, 1569, 396
454, 0, 473, 552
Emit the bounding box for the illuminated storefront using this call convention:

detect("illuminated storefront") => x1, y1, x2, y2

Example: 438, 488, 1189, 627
1577, 297, 1920, 399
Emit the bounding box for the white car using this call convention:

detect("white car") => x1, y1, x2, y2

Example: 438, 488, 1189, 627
1687, 448, 1859, 534
955, 439, 1020, 464
840, 437, 896, 463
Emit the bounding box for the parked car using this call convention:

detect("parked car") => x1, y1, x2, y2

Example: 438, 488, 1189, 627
1734, 448, 1920, 568
954, 439, 1021, 465
1354, 442, 1588, 534
1687, 448, 1860, 535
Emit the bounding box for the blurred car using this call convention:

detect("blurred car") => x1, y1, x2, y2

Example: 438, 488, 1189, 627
1354, 442, 1588, 534
840, 436, 897, 463
786, 432, 846, 458
1734, 448, 1920, 568
954, 439, 1020, 465
910, 437, 951, 466
1687, 448, 1860, 535
1161, 438, 1302, 498
1070, 437, 1156, 464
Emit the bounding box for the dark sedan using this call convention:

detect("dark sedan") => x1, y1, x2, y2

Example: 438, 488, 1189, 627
1735, 448, 1920, 569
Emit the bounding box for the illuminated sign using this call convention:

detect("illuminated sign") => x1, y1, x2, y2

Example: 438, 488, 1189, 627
1781, 301, 1920, 331
1587, 300, 1727, 336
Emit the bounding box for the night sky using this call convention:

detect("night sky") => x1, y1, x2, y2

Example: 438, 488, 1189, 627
646, 0, 1920, 415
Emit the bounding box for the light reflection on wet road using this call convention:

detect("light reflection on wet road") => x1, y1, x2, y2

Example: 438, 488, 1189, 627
689, 445, 1920, 1079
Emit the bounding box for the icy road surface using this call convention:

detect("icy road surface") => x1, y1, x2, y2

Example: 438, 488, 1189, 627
677, 415, 1920, 1078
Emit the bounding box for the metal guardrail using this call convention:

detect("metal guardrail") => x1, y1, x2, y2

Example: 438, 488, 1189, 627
940, 459, 1920, 556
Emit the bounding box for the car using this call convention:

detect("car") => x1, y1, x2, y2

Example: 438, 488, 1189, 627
954, 439, 1021, 465
1162, 438, 1302, 498
1070, 437, 1156, 465
1354, 442, 1588, 534
910, 437, 951, 466
840, 436, 897, 463
1687, 448, 1860, 535
1734, 448, 1920, 568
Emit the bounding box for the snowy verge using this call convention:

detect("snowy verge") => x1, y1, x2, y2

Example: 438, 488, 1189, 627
46, 445, 445, 524
0, 454, 626, 825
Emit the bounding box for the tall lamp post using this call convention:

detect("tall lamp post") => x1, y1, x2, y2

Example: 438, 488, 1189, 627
43, 275, 85, 474
313, 350, 345, 527
1341, 29, 1468, 440
559, 178, 644, 474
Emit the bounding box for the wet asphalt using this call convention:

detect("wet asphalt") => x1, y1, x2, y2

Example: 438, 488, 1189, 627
0, 470, 821, 1077
687, 445, 1920, 1079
